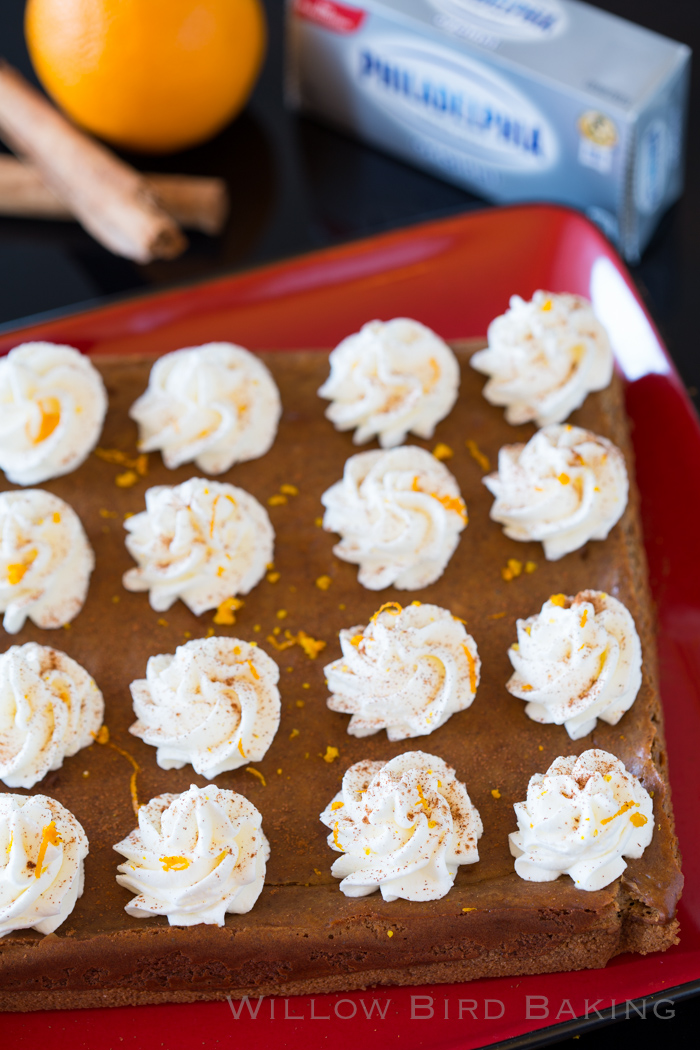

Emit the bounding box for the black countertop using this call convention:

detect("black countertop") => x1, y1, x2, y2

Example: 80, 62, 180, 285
0, 1, 698, 1047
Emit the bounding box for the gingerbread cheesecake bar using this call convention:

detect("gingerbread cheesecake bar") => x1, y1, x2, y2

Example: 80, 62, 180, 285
0, 343, 682, 1011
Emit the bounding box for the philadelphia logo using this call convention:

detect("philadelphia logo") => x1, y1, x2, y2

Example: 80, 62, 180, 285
354, 40, 557, 170
430, 0, 566, 41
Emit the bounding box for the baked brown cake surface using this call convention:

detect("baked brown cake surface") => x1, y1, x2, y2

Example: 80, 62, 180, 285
0, 345, 683, 1012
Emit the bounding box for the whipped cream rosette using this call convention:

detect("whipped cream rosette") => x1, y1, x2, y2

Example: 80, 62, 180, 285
507, 590, 642, 740
122, 477, 274, 614
321, 446, 467, 590
471, 291, 613, 427
0, 342, 107, 486
130, 342, 281, 474
484, 424, 628, 560
114, 783, 269, 926
510, 749, 654, 891
326, 602, 480, 740
318, 318, 460, 448
129, 637, 280, 778
0, 489, 95, 634
0, 642, 104, 789
320, 751, 482, 901
0, 793, 89, 938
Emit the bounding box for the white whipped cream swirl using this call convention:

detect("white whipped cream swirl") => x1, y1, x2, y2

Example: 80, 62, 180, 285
0, 342, 107, 485
318, 319, 460, 448
0, 489, 95, 634
0, 792, 89, 937
484, 424, 628, 560
320, 751, 482, 901
507, 591, 642, 740
321, 446, 467, 590
115, 783, 269, 926
129, 343, 281, 474
471, 292, 613, 427
326, 602, 480, 740
129, 637, 280, 778
510, 749, 653, 891
123, 478, 274, 614
0, 642, 104, 789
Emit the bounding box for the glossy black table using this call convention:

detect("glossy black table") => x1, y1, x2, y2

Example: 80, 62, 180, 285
0, 1, 697, 1047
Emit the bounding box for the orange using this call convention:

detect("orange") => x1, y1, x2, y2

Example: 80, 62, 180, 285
25, 0, 267, 153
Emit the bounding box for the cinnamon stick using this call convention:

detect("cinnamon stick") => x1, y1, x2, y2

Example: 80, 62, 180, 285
0, 156, 229, 234
0, 61, 187, 262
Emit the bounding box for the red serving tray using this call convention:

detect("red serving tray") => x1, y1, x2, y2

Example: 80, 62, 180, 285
1, 204, 698, 1049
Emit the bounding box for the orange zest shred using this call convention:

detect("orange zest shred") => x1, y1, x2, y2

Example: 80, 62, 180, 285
501, 558, 523, 582
462, 644, 477, 694
371, 602, 403, 622
267, 494, 287, 506
332, 822, 344, 851
600, 800, 639, 825
92, 726, 141, 815
350, 634, 363, 647
465, 439, 490, 472
630, 812, 648, 828
209, 494, 222, 537
297, 631, 326, 658
33, 398, 61, 444
323, 746, 339, 764
246, 659, 259, 681
266, 633, 295, 652
415, 782, 431, 817
96, 447, 148, 485
432, 493, 468, 521
266, 629, 326, 659
246, 767, 266, 786
521, 684, 533, 692
213, 596, 243, 626
315, 575, 332, 591
487, 611, 506, 620
237, 739, 247, 759
525, 561, 537, 574
549, 594, 567, 608
491, 788, 501, 799
35, 821, 61, 878
432, 442, 453, 461
160, 855, 190, 872
541, 299, 553, 311
580, 608, 588, 628
331, 801, 344, 811
7, 563, 29, 585
423, 357, 440, 393
280, 484, 299, 496
95, 447, 131, 466
557, 473, 570, 485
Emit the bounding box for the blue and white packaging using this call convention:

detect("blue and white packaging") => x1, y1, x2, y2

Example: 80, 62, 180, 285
286, 0, 691, 260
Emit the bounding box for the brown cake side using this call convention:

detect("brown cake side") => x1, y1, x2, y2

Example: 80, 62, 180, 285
0, 345, 682, 1012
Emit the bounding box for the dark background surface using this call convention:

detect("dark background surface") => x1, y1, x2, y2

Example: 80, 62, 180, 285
0, 1, 698, 1047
